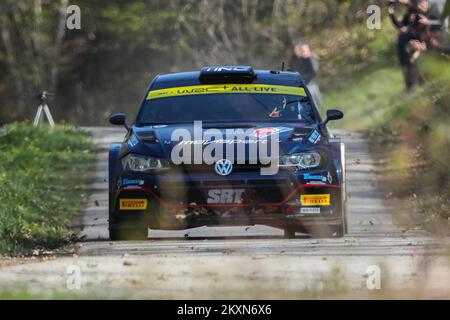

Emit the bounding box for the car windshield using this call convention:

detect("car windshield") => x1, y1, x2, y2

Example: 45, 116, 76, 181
137, 93, 316, 125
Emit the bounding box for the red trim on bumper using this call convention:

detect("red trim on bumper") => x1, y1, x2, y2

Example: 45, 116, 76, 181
112, 184, 341, 209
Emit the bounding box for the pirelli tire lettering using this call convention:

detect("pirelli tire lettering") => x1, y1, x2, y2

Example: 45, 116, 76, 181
119, 199, 148, 210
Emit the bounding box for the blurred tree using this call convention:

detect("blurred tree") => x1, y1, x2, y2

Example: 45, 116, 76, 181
0, 0, 390, 125
0, 0, 69, 119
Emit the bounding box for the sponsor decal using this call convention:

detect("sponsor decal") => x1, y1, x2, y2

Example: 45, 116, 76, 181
117, 178, 145, 189
300, 207, 321, 214
306, 181, 326, 185
171, 121, 280, 176
207, 189, 245, 204
327, 172, 333, 184
127, 134, 139, 148
147, 84, 306, 100
303, 173, 327, 182
251, 127, 292, 138
203, 66, 250, 73
177, 139, 266, 146
300, 194, 331, 206
122, 179, 145, 187
119, 199, 148, 210
308, 130, 321, 144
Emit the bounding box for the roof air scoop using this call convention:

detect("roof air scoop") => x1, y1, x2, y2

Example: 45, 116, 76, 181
199, 66, 256, 84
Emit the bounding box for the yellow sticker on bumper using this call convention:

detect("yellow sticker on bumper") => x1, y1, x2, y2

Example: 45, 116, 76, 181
147, 84, 306, 100
300, 194, 330, 206
119, 199, 148, 210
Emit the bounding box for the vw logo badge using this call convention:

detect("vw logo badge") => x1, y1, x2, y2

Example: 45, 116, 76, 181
215, 159, 233, 176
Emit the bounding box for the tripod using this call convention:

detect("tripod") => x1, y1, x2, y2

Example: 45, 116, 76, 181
33, 91, 55, 127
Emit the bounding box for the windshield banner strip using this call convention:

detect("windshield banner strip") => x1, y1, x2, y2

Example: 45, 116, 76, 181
147, 84, 306, 100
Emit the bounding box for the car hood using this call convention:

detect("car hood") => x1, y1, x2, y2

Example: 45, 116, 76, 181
122, 123, 325, 161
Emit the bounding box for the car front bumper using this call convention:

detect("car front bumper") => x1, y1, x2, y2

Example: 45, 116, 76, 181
111, 169, 343, 230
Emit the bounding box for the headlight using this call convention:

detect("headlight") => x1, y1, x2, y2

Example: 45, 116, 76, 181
122, 154, 169, 172
280, 152, 321, 169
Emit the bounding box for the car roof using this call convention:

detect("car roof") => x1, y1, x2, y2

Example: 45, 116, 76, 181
150, 70, 305, 90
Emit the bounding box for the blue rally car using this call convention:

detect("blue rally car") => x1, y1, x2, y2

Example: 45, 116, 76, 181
108, 66, 347, 240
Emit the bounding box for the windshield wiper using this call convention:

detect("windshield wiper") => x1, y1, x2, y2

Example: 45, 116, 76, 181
137, 122, 191, 126
203, 123, 256, 129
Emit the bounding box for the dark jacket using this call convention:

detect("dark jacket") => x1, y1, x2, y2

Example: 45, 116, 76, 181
289, 56, 319, 84
390, 9, 423, 66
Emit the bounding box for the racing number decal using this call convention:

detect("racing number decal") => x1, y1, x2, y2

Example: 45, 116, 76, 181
147, 84, 306, 100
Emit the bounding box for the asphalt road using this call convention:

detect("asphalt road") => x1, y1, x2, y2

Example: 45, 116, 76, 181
0, 127, 448, 299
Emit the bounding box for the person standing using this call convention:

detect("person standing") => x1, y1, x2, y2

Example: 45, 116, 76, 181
289, 42, 323, 107
389, 0, 430, 90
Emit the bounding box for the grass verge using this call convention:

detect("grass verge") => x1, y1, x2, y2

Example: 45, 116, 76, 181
325, 49, 450, 232
0, 123, 93, 255
369, 54, 450, 232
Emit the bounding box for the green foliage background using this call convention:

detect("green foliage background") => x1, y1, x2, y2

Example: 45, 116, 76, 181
0, 0, 395, 124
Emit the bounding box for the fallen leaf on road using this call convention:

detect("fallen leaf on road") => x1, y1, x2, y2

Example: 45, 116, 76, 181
345, 237, 358, 243
129, 279, 142, 285
157, 274, 168, 281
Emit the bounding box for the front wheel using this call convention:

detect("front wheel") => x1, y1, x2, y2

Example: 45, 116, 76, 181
108, 187, 148, 241
284, 228, 297, 239
109, 227, 148, 241
109, 207, 148, 241
308, 224, 345, 239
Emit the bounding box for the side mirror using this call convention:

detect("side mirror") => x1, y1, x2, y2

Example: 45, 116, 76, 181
323, 109, 344, 125
109, 113, 129, 129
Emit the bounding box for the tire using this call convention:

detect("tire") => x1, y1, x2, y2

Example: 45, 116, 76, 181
284, 228, 297, 239
108, 194, 148, 241
308, 221, 345, 239
333, 224, 345, 238
109, 224, 148, 241
343, 200, 349, 235
340, 141, 348, 236
109, 213, 148, 241
109, 205, 148, 240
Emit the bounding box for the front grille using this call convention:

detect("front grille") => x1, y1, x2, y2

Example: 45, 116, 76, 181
173, 164, 266, 174
160, 179, 290, 189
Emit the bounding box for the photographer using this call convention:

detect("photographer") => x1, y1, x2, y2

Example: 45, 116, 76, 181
408, 1, 449, 56
388, 0, 430, 90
